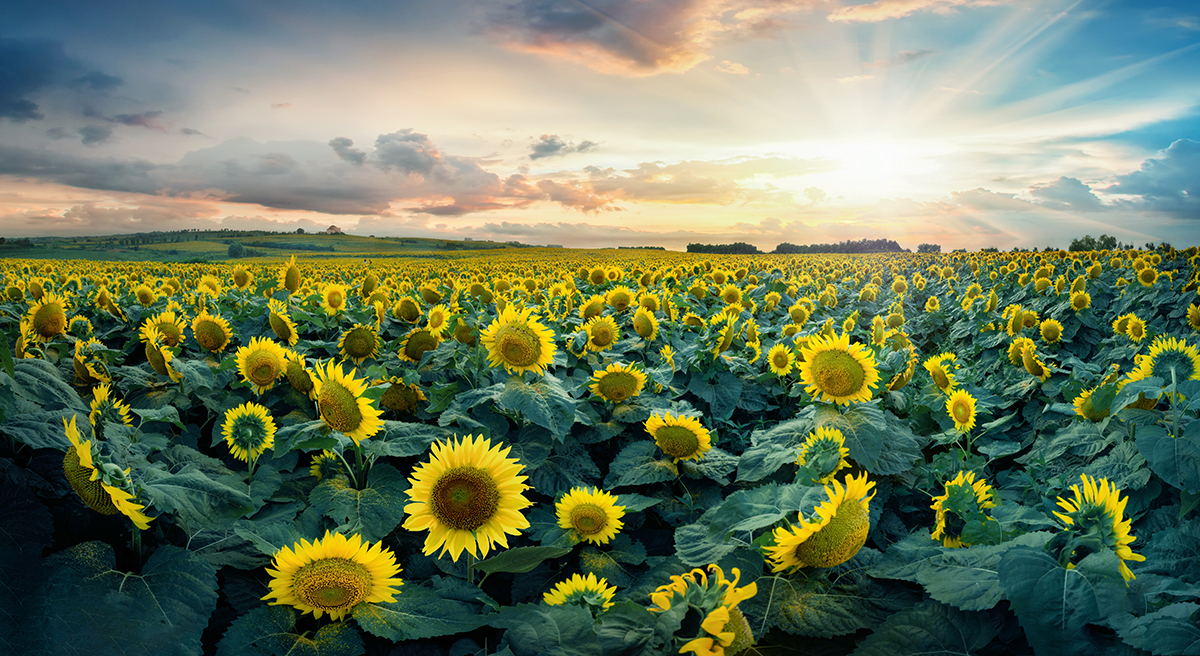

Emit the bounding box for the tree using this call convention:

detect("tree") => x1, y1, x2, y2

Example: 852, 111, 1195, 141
917, 243, 941, 253
228, 242, 246, 258
296, 228, 305, 234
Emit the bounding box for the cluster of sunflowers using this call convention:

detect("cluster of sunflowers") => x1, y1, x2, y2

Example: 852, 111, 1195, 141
3, 242, 1200, 654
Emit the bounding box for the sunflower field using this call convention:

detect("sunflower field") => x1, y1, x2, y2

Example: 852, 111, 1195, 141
1, 246, 1199, 656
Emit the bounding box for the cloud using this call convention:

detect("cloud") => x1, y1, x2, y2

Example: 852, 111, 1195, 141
805, 187, 826, 203
1102, 139, 1200, 216
329, 137, 366, 165
584, 156, 835, 204
486, 0, 825, 76
529, 134, 599, 160
951, 188, 1035, 212
828, 0, 1013, 23
865, 49, 937, 68
78, 125, 114, 146
70, 70, 123, 91
373, 129, 442, 176
716, 60, 751, 75
271, 103, 292, 109
1029, 177, 1104, 212
0, 37, 124, 122
111, 110, 166, 130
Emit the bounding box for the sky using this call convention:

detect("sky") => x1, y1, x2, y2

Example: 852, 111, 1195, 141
1, 0, 1198, 251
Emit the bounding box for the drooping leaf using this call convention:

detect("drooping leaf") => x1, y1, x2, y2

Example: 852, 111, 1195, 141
476, 546, 572, 576
217, 605, 365, 656
489, 603, 602, 656
851, 601, 998, 656
140, 464, 255, 531
355, 578, 493, 641
498, 375, 577, 438
365, 421, 453, 459
1137, 424, 1200, 494
1110, 603, 1200, 656
736, 417, 807, 482
605, 441, 677, 488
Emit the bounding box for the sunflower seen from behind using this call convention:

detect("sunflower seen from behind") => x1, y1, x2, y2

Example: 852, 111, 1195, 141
1052, 474, 1145, 583
798, 332, 880, 405
402, 434, 533, 562
263, 531, 402, 620
480, 305, 556, 375
556, 486, 625, 545
649, 564, 758, 656
930, 471, 997, 548
544, 573, 617, 613
1128, 335, 1200, 383
312, 359, 383, 444
89, 383, 133, 430
796, 426, 851, 484
767, 471, 875, 572
588, 361, 646, 404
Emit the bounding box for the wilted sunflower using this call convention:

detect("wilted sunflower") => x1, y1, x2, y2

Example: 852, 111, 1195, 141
222, 402, 277, 463
263, 531, 402, 620
142, 310, 187, 347
543, 573, 617, 613
62, 416, 152, 530
380, 378, 426, 415
1128, 335, 1200, 383
277, 255, 303, 295
632, 307, 659, 341
556, 486, 626, 545
646, 412, 711, 463
480, 305, 556, 375
398, 327, 441, 363
73, 337, 110, 384
1040, 318, 1063, 343
766, 343, 796, 376
1053, 474, 1145, 583
767, 471, 875, 572
923, 353, 958, 393
589, 362, 646, 404
798, 332, 880, 405
322, 283, 349, 316
192, 311, 233, 352
268, 299, 299, 346
931, 471, 998, 548
312, 359, 384, 444
89, 383, 133, 429
946, 389, 978, 431
338, 323, 380, 365
796, 426, 851, 484
27, 290, 68, 341
235, 336, 288, 395
402, 434, 533, 562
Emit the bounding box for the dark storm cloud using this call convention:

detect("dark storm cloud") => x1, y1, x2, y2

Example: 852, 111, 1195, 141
0, 38, 70, 121
1102, 139, 1200, 216
529, 134, 599, 160
0, 144, 158, 193
329, 137, 366, 165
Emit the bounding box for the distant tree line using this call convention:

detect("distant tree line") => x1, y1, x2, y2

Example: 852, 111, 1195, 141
244, 240, 335, 252
687, 242, 762, 254
1068, 234, 1136, 252
618, 246, 666, 250
772, 238, 904, 254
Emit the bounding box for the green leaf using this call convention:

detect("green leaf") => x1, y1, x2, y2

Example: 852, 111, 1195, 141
354, 579, 491, 641
851, 601, 998, 656
688, 446, 738, 484
498, 375, 577, 437
31, 542, 218, 656
814, 403, 891, 474
999, 546, 1130, 655
604, 441, 677, 488
489, 603, 602, 656
272, 420, 338, 456
0, 408, 84, 450
365, 421, 453, 459
132, 405, 185, 428
615, 493, 662, 513
9, 358, 88, 411
1111, 603, 1200, 656
675, 483, 818, 567
309, 463, 408, 543
871, 530, 1054, 611
0, 332, 15, 380
1137, 425, 1200, 494
476, 546, 572, 576
217, 605, 365, 656
140, 464, 256, 531
1113, 377, 1164, 413
594, 601, 671, 656
736, 417, 806, 482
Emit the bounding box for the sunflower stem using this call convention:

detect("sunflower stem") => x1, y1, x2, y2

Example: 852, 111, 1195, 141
131, 526, 142, 569
335, 449, 359, 489
466, 552, 476, 585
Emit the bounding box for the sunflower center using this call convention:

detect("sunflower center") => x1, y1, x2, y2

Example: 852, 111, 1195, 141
63, 448, 118, 515
794, 499, 870, 568
430, 466, 500, 531
809, 350, 866, 398
1129, 323, 1144, 340
404, 330, 439, 361
270, 314, 294, 341
381, 383, 420, 413
771, 350, 790, 369
145, 342, 169, 375
589, 325, 614, 348
569, 503, 609, 536
319, 380, 364, 434
655, 425, 700, 459
633, 314, 655, 338
1043, 324, 1061, 341
328, 290, 345, 308
494, 323, 541, 367
234, 270, 250, 287
597, 372, 638, 402
609, 292, 631, 311
246, 350, 282, 386
292, 557, 372, 612
287, 360, 314, 394
33, 302, 66, 338
156, 321, 182, 346
194, 320, 228, 351
952, 399, 971, 423
344, 329, 376, 359
398, 299, 420, 322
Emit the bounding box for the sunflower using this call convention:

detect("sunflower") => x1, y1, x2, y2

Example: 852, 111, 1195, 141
1053, 474, 1145, 583
198, 274, 222, 297
649, 564, 758, 656
767, 472, 875, 572
1128, 335, 1200, 383
632, 307, 659, 341
556, 486, 626, 545
141, 326, 182, 382
480, 305, 557, 375
1073, 387, 1110, 422
89, 383, 133, 429
268, 299, 299, 346
1126, 316, 1147, 343
766, 343, 795, 376
62, 416, 152, 530
1008, 336, 1035, 366
222, 402, 277, 463
924, 296, 940, 313
322, 283, 349, 315
788, 303, 810, 326
142, 310, 187, 347
605, 286, 635, 312
1021, 343, 1052, 382
923, 352, 958, 393
425, 304, 452, 337
95, 286, 125, 321
1070, 291, 1091, 312
402, 434, 533, 562
931, 471, 997, 548
399, 327, 441, 364
543, 573, 617, 612
309, 450, 344, 481
1188, 304, 1200, 331
380, 378, 426, 415
192, 311, 233, 353
278, 255, 303, 295
394, 297, 422, 323
646, 412, 712, 463
312, 359, 384, 444
796, 426, 851, 484
589, 362, 647, 403
27, 291, 68, 341
946, 388, 978, 432
1040, 318, 1063, 343
1137, 267, 1158, 287
134, 283, 157, 306
798, 332, 880, 405
232, 265, 254, 290
285, 351, 317, 399
263, 531, 402, 620
67, 315, 93, 339
236, 336, 288, 395
338, 323, 380, 365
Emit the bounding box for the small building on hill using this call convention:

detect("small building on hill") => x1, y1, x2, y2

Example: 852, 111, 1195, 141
325, 225, 343, 234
